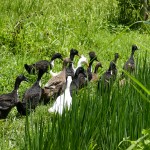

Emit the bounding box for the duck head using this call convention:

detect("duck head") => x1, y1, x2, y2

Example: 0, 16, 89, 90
15, 74, 28, 89
89, 51, 98, 62
50, 53, 63, 69
16, 74, 28, 82
51, 53, 63, 61
115, 53, 119, 60
24, 64, 34, 74
114, 53, 119, 63
70, 48, 80, 60
132, 45, 138, 51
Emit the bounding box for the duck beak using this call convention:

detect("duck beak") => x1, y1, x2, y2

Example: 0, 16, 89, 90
24, 78, 28, 82
60, 57, 63, 61
77, 54, 81, 58
85, 61, 89, 67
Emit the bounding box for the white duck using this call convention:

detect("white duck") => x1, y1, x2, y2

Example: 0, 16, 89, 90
48, 76, 72, 115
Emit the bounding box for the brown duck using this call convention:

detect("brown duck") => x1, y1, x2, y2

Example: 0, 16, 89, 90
91, 62, 103, 82
43, 58, 72, 104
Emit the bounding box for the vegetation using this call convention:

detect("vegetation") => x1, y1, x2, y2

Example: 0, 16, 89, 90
0, 0, 150, 149
117, 0, 150, 25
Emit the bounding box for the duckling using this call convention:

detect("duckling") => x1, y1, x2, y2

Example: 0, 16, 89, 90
43, 58, 72, 104
66, 48, 80, 78
70, 67, 87, 96
121, 45, 138, 78
16, 69, 45, 115
24, 53, 63, 74
91, 62, 103, 82
98, 59, 118, 92
0, 75, 28, 119
87, 51, 98, 81
48, 76, 72, 115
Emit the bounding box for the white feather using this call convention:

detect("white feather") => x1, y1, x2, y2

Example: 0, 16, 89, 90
48, 76, 72, 115
74, 55, 88, 72
50, 70, 60, 77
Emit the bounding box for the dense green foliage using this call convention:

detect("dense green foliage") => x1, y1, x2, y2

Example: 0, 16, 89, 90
117, 0, 150, 26
0, 0, 150, 149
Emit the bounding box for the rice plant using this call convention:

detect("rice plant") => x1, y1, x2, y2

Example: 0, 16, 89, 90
0, 0, 150, 150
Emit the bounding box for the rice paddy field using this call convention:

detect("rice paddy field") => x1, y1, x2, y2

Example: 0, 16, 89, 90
0, 0, 150, 149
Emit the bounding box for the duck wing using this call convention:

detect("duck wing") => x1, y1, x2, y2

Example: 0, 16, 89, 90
44, 71, 66, 97
0, 93, 16, 108
22, 85, 42, 109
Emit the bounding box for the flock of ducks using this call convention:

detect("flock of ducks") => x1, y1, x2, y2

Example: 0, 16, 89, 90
0, 45, 138, 118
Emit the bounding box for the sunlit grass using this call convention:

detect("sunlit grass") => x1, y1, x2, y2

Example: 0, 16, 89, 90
0, 0, 150, 149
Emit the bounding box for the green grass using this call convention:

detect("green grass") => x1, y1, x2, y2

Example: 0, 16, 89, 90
0, 0, 150, 149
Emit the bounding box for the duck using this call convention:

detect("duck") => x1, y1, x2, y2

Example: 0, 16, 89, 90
121, 45, 138, 78
98, 54, 119, 92
66, 48, 80, 78
111, 53, 119, 77
48, 76, 72, 115
91, 62, 103, 82
70, 67, 87, 96
0, 75, 28, 119
43, 58, 72, 104
87, 51, 98, 81
16, 69, 45, 115
24, 53, 63, 74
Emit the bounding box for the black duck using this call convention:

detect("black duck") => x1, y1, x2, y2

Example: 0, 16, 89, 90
70, 67, 87, 96
98, 58, 118, 93
16, 69, 45, 115
0, 75, 28, 119
24, 53, 63, 74
66, 48, 80, 77
121, 45, 138, 78
87, 51, 98, 81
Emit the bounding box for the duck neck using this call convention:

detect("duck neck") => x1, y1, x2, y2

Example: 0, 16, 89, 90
94, 66, 98, 74
70, 54, 75, 61
62, 63, 67, 70
50, 60, 54, 69
74, 71, 79, 79
77, 59, 84, 68
130, 50, 135, 59
108, 64, 113, 72
87, 60, 94, 81
88, 59, 94, 71
113, 57, 118, 64
14, 80, 21, 90
37, 71, 44, 83
66, 76, 72, 89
